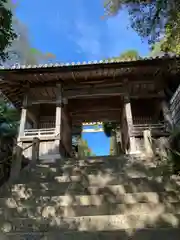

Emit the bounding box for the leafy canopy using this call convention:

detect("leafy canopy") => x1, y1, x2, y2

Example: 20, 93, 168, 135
0, 100, 19, 137
0, 0, 17, 62
104, 49, 140, 62
104, 0, 180, 52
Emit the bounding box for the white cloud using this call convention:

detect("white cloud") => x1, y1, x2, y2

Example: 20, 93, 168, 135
74, 21, 102, 59
32, 0, 149, 61
69, 0, 103, 60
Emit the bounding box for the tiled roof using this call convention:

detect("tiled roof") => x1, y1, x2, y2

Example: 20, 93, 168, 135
0, 52, 179, 109
0, 53, 178, 70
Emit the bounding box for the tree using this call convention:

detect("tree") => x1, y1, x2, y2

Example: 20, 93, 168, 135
103, 0, 180, 50
0, 99, 19, 138
117, 49, 140, 60
104, 49, 140, 62
0, 0, 17, 62
4, 1, 55, 65
78, 139, 96, 157
149, 39, 165, 57
6, 19, 55, 65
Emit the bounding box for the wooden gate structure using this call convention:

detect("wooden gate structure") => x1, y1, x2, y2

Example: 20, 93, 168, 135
0, 55, 180, 161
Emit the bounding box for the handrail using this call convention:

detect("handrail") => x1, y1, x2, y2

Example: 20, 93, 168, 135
0, 140, 37, 165
25, 128, 55, 132
133, 123, 166, 130
24, 128, 55, 137
133, 123, 165, 127
132, 123, 168, 137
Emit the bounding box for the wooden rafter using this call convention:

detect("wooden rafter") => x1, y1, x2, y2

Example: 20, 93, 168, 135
0, 57, 179, 108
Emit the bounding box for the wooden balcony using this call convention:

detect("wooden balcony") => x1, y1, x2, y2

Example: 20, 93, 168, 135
132, 123, 169, 137
22, 128, 56, 140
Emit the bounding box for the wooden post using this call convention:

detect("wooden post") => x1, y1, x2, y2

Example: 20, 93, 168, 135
63, 97, 72, 156
54, 84, 63, 155
18, 108, 27, 140
124, 96, 136, 153
17, 94, 28, 141
9, 94, 28, 182
31, 137, 40, 167
143, 129, 154, 157
9, 142, 23, 182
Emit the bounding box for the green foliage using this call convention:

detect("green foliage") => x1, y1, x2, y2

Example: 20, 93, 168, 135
103, 122, 118, 137
78, 139, 96, 157
0, 99, 19, 138
103, 49, 140, 62
6, 19, 56, 65
149, 39, 165, 56
117, 49, 140, 60
0, 0, 17, 62
3, 0, 56, 65
104, 0, 180, 48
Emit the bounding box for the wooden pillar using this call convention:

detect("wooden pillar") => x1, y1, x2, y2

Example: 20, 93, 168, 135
54, 84, 63, 155
60, 97, 72, 157
143, 129, 154, 157
124, 96, 136, 153
31, 137, 40, 167
10, 94, 28, 182
17, 95, 28, 141
9, 142, 23, 182
64, 98, 72, 155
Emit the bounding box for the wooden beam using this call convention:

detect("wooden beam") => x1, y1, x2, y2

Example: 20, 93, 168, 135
64, 82, 123, 89
68, 96, 122, 112
71, 108, 121, 114
131, 92, 164, 99
31, 100, 57, 105
64, 86, 125, 99
71, 111, 120, 121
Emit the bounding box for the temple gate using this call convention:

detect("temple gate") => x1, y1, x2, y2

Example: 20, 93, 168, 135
0, 56, 179, 166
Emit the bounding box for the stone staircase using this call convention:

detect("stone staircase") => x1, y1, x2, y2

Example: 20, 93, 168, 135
0, 155, 180, 239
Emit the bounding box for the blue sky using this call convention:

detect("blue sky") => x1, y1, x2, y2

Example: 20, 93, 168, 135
83, 131, 110, 156
15, 0, 149, 62
15, 0, 150, 155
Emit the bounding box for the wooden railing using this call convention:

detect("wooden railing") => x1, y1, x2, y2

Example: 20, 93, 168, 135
24, 128, 55, 137
132, 123, 169, 136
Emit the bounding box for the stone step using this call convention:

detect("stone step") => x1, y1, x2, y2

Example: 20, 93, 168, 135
4, 228, 180, 240
0, 202, 179, 219
4, 183, 179, 198
16, 173, 153, 184
37, 159, 155, 170
38, 155, 157, 170
19, 163, 168, 180
13, 174, 180, 193
0, 213, 180, 233
18, 168, 157, 182
0, 192, 179, 209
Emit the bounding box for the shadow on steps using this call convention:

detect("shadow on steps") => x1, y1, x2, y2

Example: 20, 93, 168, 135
0, 154, 180, 239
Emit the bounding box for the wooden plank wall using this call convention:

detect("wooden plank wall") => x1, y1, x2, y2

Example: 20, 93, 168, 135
23, 140, 55, 160
170, 84, 180, 127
